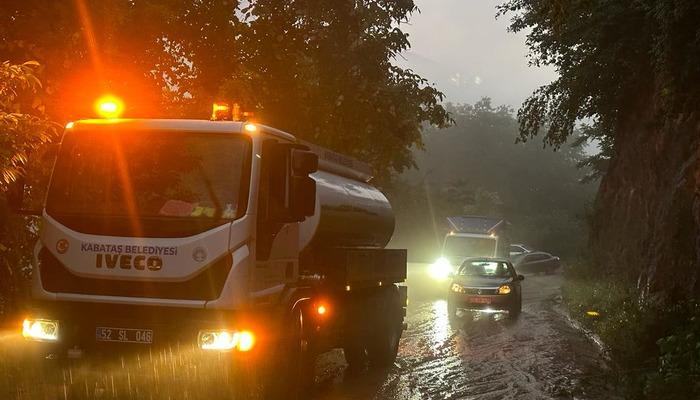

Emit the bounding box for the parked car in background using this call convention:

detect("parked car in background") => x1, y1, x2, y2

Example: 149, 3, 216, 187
508, 243, 533, 258
513, 251, 561, 274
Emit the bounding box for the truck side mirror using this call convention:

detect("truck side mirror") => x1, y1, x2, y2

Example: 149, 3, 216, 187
262, 141, 318, 223
291, 148, 318, 176
290, 149, 318, 218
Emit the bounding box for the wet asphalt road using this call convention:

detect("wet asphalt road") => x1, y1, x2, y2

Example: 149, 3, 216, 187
0, 263, 619, 399
312, 263, 618, 400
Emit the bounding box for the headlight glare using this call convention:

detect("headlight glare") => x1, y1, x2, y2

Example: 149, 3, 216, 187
428, 257, 453, 281
198, 329, 255, 352
22, 318, 59, 342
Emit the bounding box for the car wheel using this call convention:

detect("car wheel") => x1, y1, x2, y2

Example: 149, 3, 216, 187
447, 298, 458, 321
508, 295, 522, 319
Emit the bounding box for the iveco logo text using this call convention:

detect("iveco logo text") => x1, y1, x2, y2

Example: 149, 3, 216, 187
95, 254, 163, 271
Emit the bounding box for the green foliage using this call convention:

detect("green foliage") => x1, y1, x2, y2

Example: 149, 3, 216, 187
388, 98, 596, 261
497, 0, 700, 176
563, 261, 700, 399
0, 60, 57, 189
223, 0, 451, 177
0, 60, 57, 316
645, 307, 700, 399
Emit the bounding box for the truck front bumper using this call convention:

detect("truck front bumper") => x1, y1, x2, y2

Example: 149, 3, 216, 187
24, 301, 266, 357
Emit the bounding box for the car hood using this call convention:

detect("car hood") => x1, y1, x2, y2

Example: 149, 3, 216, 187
452, 276, 513, 288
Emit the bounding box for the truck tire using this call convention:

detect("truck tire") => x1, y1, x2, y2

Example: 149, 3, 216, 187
263, 308, 313, 400
343, 338, 367, 371
366, 287, 402, 368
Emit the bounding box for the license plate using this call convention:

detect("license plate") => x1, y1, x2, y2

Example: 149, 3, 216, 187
467, 296, 491, 304
95, 327, 153, 344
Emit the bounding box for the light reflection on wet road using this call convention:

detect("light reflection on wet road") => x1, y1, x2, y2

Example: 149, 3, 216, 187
313, 263, 618, 400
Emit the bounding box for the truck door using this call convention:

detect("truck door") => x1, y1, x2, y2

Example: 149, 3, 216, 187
253, 139, 317, 299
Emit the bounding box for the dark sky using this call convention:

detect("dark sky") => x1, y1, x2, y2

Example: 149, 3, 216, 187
398, 0, 556, 109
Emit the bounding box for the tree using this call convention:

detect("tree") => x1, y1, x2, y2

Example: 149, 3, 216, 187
0, 60, 57, 315
224, 0, 451, 179
387, 98, 596, 262
0, 61, 57, 189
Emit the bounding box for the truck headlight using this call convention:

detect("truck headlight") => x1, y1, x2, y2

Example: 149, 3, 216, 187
498, 285, 512, 295
22, 318, 59, 342
198, 330, 255, 352
428, 257, 453, 281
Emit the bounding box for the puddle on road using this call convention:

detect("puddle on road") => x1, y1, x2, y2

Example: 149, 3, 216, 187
428, 300, 450, 350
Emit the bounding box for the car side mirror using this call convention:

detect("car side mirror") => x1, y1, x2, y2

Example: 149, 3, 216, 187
518, 274, 525, 281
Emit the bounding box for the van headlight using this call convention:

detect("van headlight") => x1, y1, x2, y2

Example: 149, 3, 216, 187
428, 257, 453, 281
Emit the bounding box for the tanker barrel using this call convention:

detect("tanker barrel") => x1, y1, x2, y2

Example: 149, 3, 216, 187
298, 144, 395, 251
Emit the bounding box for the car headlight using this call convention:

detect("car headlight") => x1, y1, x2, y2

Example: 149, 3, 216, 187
498, 285, 512, 295
450, 283, 466, 294
428, 257, 453, 281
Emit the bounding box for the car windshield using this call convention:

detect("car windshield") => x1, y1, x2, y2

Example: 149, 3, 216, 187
444, 236, 497, 258
458, 261, 512, 278
47, 129, 251, 220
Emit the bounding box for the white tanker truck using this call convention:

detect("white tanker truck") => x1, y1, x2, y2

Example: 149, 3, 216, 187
11, 104, 407, 397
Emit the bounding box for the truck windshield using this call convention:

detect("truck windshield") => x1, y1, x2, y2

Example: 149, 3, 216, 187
46, 129, 250, 235
444, 236, 496, 258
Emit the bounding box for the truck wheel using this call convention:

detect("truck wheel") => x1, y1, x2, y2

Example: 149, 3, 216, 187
264, 308, 313, 399
343, 295, 369, 371
343, 339, 367, 371
366, 288, 402, 368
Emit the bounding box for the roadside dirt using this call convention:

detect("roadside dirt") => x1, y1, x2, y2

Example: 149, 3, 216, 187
313, 268, 620, 399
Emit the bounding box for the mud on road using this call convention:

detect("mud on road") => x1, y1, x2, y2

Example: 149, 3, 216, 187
314, 266, 619, 400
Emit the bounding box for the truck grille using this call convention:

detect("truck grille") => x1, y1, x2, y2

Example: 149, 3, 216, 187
39, 249, 232, 301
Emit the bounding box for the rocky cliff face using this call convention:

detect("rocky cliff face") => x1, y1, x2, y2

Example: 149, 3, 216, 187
592, 106, 700, 301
